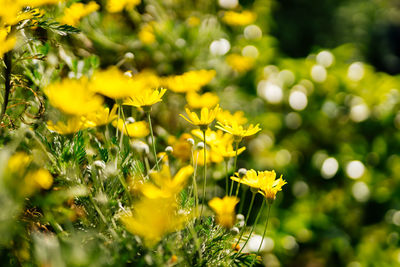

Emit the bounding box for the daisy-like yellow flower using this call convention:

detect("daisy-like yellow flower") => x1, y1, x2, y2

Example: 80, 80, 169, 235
46, 116, 88, 135
44, 77, 104, 116
208, 196, 239, 228
112, 119, 149, 138
216, 121, 261, 141
212, 141, 246, 159
7, 152, 31, 175
168, 133, 193, 162
230, 169, 270, 190
162, 70, 216, 93
90, 67, 135, 99
120, 197, 188, 247
141, 165, 194, 199
84, 105, 118, 128
180, 105, 220, 128
107, 0, 140, 13
222, 10, 256, 26
61, 1, 99, 26
123, 88, 167, 108
186, 91, 219, 109
258, 170, 287, 203
226, 54, 255, 72
217, 109, 248, 126
25, 168, 53, 190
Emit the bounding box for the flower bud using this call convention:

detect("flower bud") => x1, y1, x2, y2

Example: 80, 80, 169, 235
238, 168, 247, 178
165, 146, 173, 153
196, 142, 205, 149
187, 138, 195, 146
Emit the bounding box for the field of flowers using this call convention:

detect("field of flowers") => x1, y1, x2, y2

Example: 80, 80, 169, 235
1, 0, 400, 266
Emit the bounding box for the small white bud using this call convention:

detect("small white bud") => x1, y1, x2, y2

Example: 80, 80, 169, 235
165, 146, 173, 153
236, 214, 245, 221
124, 52, 134, 60
196, 142, 205, 149
126, 117, 135, 123
93, 160, 106, 170
238, 168, 247, 178
187, 138, 195, 146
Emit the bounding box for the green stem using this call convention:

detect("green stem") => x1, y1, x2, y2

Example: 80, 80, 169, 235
238, 186, 248, 214
0, 51, 12, 123
147, 111, 159, 171
225, 159, 229, 193
199, 129, 207, 218
237, 200, 265, 255
249, 203, 272, 267
233, 192, 256, 253
229, 141, 240, 196
191, 148, 199, 212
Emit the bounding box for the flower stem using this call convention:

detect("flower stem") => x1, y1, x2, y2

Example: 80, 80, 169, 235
199, 129, 207, 218
225, 159, 229, 193
229, 141, 240, 196
147, 111, 159, 171
237, 199, 265, 255
0, 51, 12, 123
233, 192, 256, 252
249, 203, 272, 267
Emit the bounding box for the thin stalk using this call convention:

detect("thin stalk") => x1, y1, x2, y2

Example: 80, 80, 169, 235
0, 51, 12, 123
225, 159, 229, 193
237, 200, 265, 255
189, 147, 199, 212
249, 203, 272, 267
233, 192, 256, 252
199, 129, 207, 218
147, 111, 159, 171
238, 187, 248, 214
229, 141, 240, 196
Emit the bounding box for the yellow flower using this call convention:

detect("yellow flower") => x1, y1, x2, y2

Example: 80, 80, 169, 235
226, 54, 255, 72
61, 1, 99, 26
212, 141, 246, 159
162, 70, 216, 93
0, 27, 16, 58
120, 197, 188, 247
186, 91, 219, 109
44, 77, 104, 116
123, 88, 167, 108
191, 128, 228, 146
139, 23, 156, 45
90, 67, 134, 99
83, 105, 118, 127
26, 168, 53, 190
222, 10, 256, 26
180, 105, 220, 127
46, 116, 88, 135
208, 196, 239, 228
106, 0, 140, 13
141, 165, 194, 199
168, 133, 193, 162
216, 121, 261, 141
187, 16, 200, 27
7, 152, 31, 174
217, 109, 248, 126
258, 171, 287, 203
112, 119, 149, 138
231, 169, 270, 190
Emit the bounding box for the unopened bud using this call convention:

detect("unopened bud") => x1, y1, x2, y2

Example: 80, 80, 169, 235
124, 52, 134, 60
187, 138, 195, 146
93, 160, 106, 170
126, 117, 135, 123
236, 214, 245, 221
196, 142, 205, 149
238, 168, 247, 178
165, 146, 173, 153
230, 227, 240, 235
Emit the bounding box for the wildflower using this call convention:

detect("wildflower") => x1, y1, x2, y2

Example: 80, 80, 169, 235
186, 91, 219, 109
226, 54, 255, 72
61, 1, 99, 27
107, 0, 140, 13
7, 152, 31, 174
212, 141, 246, 158
208, 196, 239, 228
123, 88, 167, 108
0, 27, 16, 58
187, 16, 200, 27
217, 109, 248, 126
90, 67, 135, 99
25, 168, 53, 190
216, 121, 261, 141
258, 171, 287, 203
141, 165, 194, 199
222, 11, 256, 26
47, 117, 88, 135
120, 197, 188, 247
138, 23, 156, 45
191, 128, 228, 146
44, 78, 104, 116
112, 119, 149, 138
180, 105, 220, 128
231, 169, 270, 191
84, 105, 118, 127
167, 133, 193, 162
162, 70, 216, 93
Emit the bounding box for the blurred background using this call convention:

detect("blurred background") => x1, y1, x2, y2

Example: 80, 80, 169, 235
2, 0, 400, 266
